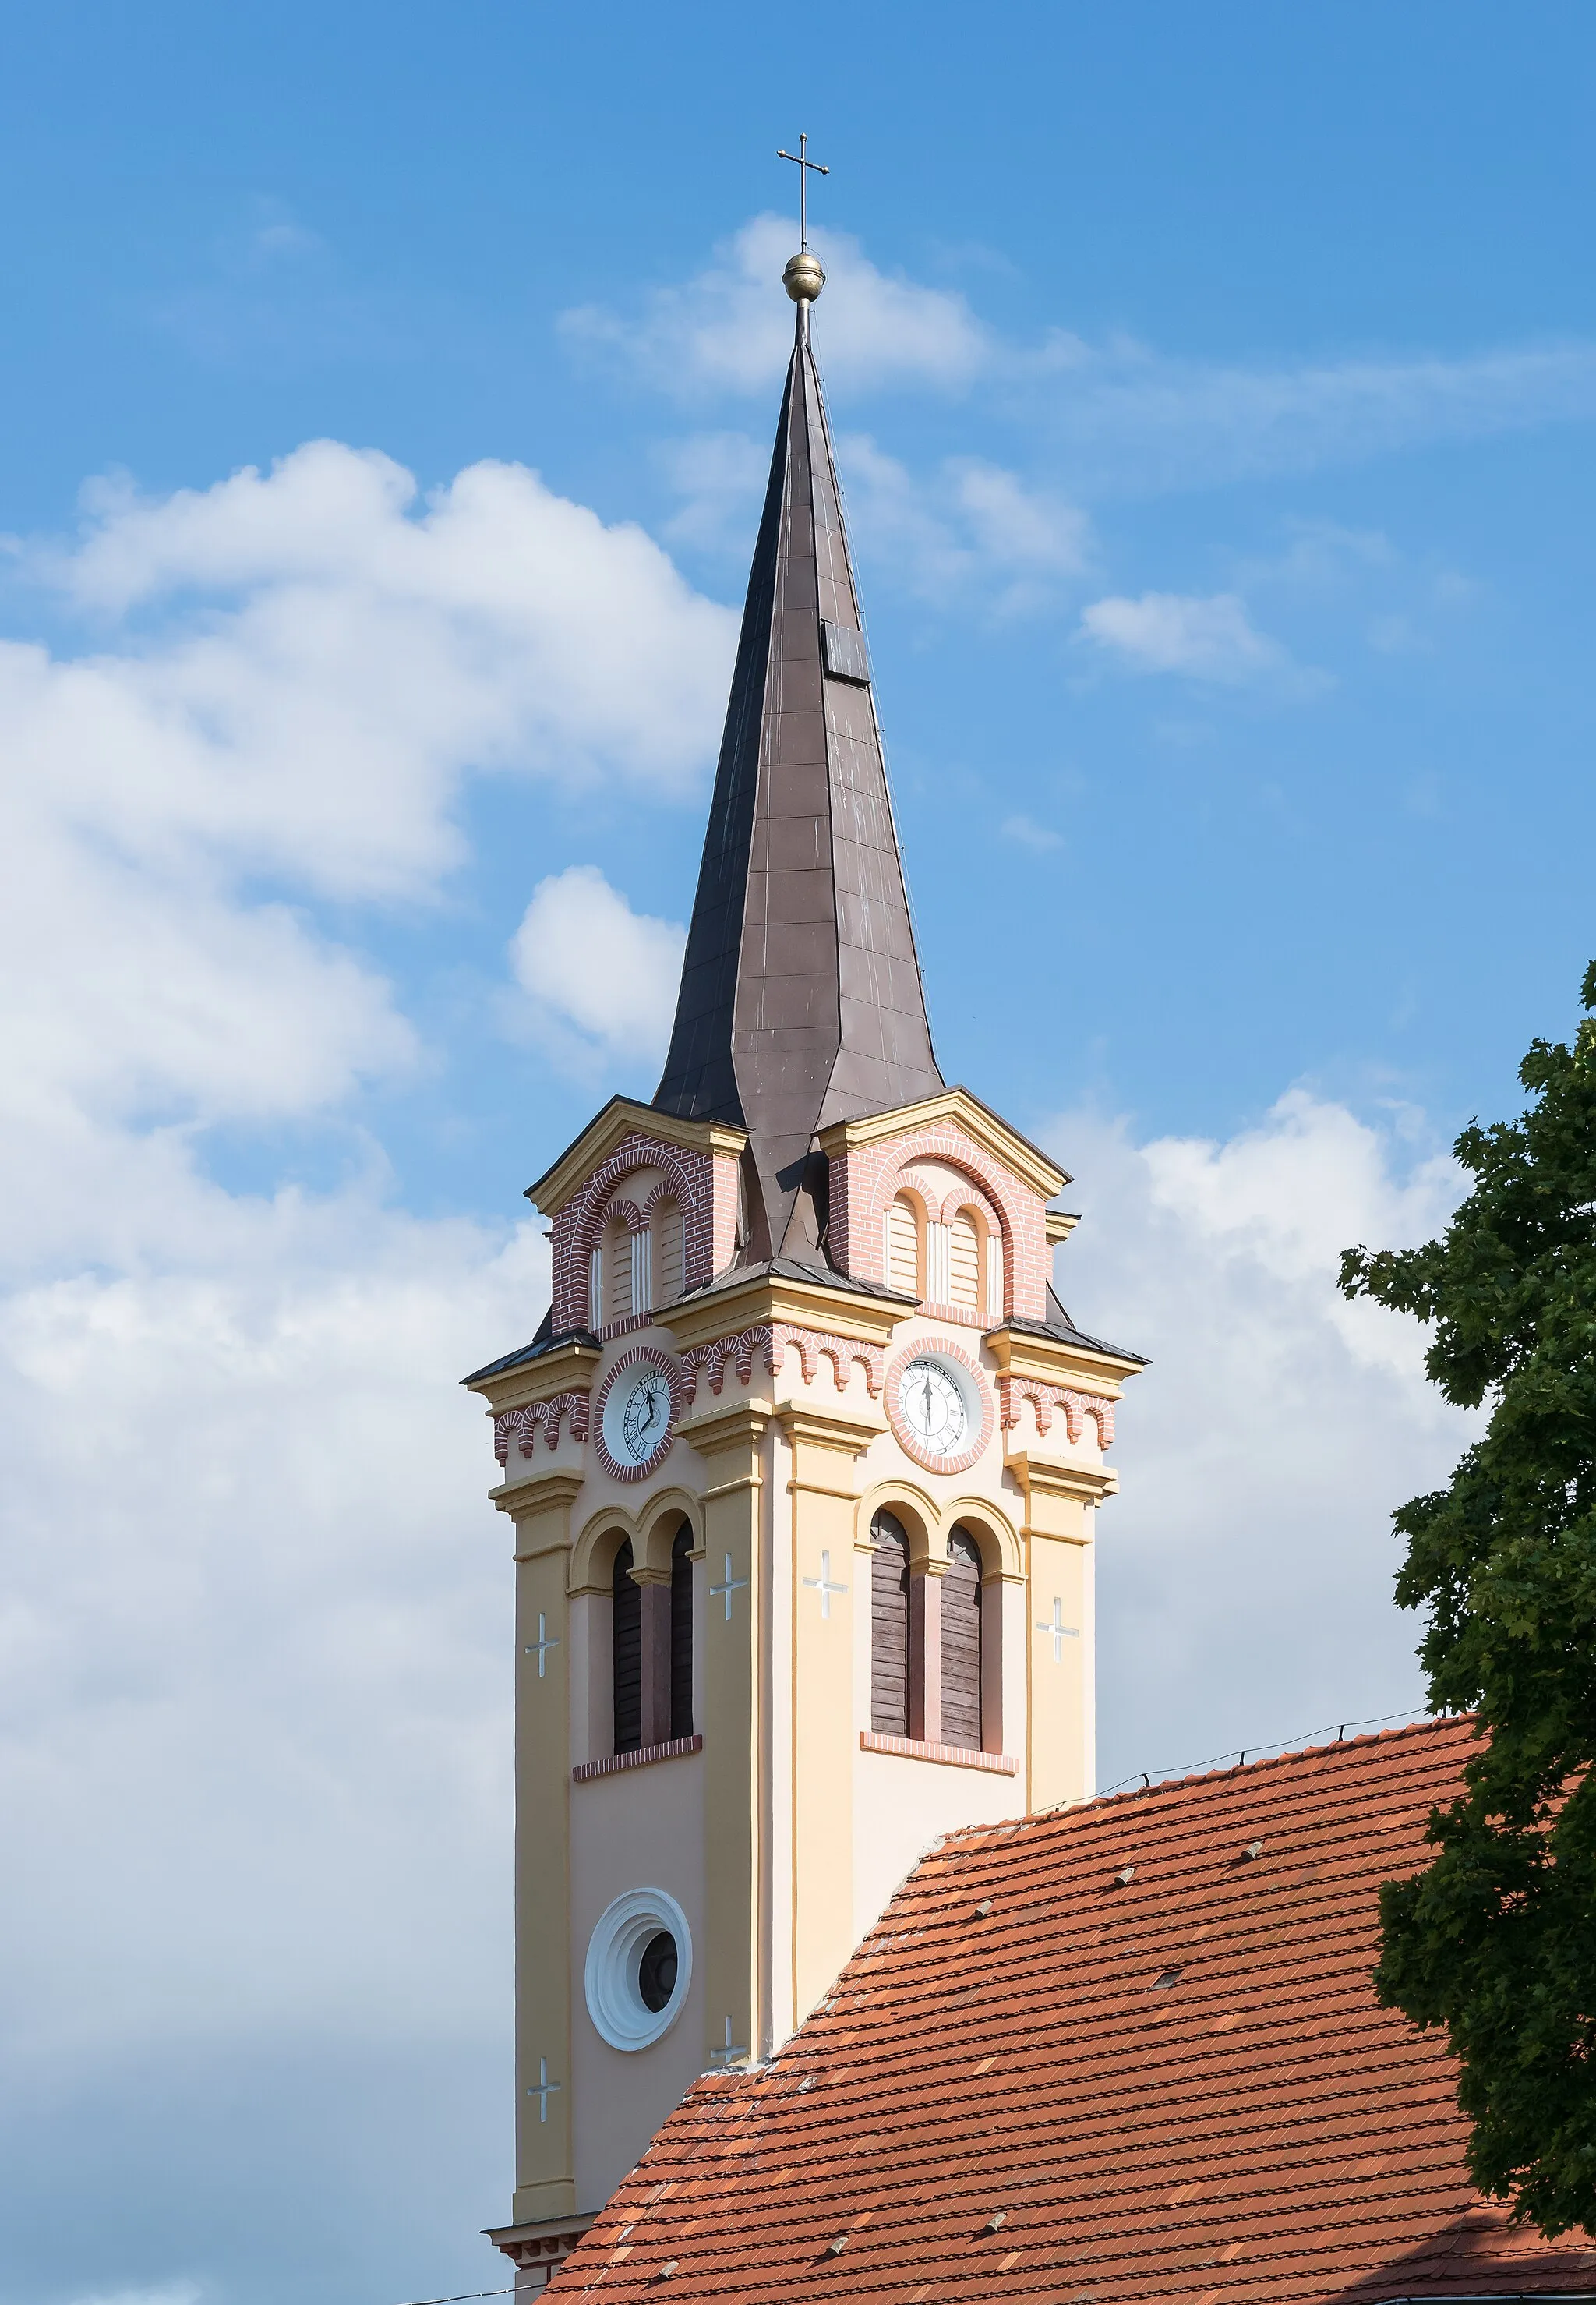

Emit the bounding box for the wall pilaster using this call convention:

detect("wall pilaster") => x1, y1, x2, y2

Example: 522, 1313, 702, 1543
502, 1469, 584, 2225
778, 1403, 879, 2024
678, 1401, 769, 2070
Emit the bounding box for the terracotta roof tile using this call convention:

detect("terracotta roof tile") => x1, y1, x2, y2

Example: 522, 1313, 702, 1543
552, 1718, 1595, 2303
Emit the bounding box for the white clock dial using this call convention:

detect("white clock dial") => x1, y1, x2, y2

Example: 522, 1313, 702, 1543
899, 1356, 970, 1456
606, 1363, 674, 1467
620, 1369, 671, 1460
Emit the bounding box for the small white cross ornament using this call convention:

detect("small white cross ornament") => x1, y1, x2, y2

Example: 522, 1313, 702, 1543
708, 1552, 749, 1621
708, 2015, 748, 2065
1036, 1596, 1079, 1661
527, 2056, 561, 2121
802, 1550, 847, 1619
524, 1613, 561, 1677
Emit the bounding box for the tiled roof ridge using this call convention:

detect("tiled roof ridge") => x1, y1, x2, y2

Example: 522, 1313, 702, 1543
931, 1712, 1476, 1847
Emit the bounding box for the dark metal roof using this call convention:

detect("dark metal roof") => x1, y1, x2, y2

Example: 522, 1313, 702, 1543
991, 1282, 1149, 1368
460, 1308, 599, 1388
652, 301, 942, 1260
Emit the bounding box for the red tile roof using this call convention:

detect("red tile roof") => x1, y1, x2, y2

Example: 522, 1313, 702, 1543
553, 1716, 1596, 2304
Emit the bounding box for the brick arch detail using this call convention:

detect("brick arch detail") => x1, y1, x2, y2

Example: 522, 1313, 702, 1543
557, 1133, 711, 1331
856, 1132, 1042, 1321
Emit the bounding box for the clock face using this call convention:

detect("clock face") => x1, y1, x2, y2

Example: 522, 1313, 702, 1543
898, 1355, 970, 1458
603, 1360, 675, 1469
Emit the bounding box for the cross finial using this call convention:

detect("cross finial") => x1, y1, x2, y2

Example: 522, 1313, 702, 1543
777, 131, 828, 252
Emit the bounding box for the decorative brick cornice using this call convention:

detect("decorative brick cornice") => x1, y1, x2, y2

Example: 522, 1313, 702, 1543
859, 1731, 1019, 1776
679, 1323, 885, 1404
573, 1733, 703, 1784
494, 1391, 591, 1463
997, 1376, 1115, 1448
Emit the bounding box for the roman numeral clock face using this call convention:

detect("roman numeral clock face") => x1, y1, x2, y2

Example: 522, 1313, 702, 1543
599, 1356, 676, 1473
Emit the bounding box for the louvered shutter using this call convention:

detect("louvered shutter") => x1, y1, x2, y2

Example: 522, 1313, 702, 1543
870, 1511, 910, 1736
605, 1218, 632, 1324
948, 1211, 980, 1308
669, 1522, 694, 1739
941, 1528, 983, 1750
886, 1197, 920, 1296
612, 1539, 642, 1754
656, 1201, 684, 1306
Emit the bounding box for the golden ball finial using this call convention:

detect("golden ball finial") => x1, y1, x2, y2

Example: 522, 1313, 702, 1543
783, 251, 825, 304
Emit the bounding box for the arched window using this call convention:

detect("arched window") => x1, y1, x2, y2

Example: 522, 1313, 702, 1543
612, 1538, 641, 1754
885, 1194, 921, 1296
948, 1209, 982, 1310
669, 1522, 694, 1738
941, 1526, 983, 1750
870, 1508, 912, 1736
603, 1214, 633, 1325
653, 1198, 684, 1308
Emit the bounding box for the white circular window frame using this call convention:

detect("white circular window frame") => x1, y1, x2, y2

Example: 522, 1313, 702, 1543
584, 1887, 693, 2052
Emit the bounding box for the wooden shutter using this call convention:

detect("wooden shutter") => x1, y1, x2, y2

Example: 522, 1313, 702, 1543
656, 1201, 684, 1306
669, 1522, 694, 1739
941, 1527, 983, 1750
605, 1218, 632, 1324
612, 1538, 641, 1754
870, 1510, 910, 1736
948, 1211, 980, 1308
886, 1197, 920, 1296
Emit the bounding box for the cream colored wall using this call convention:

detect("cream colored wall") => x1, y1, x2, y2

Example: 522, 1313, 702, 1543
852, 1748, 1021, 1943
567, 1752, 707, 2212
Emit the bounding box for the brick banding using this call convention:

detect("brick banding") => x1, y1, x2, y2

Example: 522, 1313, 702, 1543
573, 1733, 703, 1784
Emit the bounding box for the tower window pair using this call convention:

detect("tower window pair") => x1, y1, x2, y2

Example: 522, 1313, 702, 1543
885, 1193, 1003, 1319
611, 1522, 694, 1755
870, 1509, 985, 1750
588, 1198, 685, 1331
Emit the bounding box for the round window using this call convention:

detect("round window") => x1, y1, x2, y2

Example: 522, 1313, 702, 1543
584, 1888, 693, 2052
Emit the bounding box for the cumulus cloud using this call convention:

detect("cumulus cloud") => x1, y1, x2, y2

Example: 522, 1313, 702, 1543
1076, 589, 1284, 682
509, 865, 686, 1070
561, 214, 990, 397
1050, 1091, 1473, 1791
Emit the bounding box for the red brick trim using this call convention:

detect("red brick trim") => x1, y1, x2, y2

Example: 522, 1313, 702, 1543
573, 1734, 703, 1784
679, 1324, 885, 1402
998, 1376, 1115, 1448
859, 1731, 1018, 1776
494, 1391, 591, 1463
885, 1335, 994, 1476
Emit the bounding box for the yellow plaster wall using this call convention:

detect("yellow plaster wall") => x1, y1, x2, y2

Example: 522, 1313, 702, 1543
506, 1472, 581, 2225
852, 1748, 1022, 1943
567, 1754, 707, 2213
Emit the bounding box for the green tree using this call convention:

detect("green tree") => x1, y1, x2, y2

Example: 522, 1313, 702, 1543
1340, 960, 1596, 2234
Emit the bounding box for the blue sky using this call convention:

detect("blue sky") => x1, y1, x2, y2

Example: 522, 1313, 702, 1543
0, 8, 1592, 2305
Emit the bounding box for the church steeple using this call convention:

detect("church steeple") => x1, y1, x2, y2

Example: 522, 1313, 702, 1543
651, 249, 943, 1260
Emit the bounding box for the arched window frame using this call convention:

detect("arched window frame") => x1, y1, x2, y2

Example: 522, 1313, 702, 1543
940, 1525, 984, 1751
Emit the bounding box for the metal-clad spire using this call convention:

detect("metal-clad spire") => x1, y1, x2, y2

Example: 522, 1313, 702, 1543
652, 252, 942, 1260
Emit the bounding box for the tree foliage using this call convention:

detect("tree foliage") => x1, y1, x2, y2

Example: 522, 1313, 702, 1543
1340, 961, 1596, 2234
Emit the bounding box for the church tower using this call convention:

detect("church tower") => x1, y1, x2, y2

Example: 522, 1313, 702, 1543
469, 234, 1142, 2294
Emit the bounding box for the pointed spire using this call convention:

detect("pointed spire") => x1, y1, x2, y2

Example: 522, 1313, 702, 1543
653, 260, 943, 1260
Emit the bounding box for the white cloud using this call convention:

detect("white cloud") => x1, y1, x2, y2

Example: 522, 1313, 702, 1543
560, 214, 990, 397
1076, 589, 1283, 682
1000, 812, 1065, 853
1050, 1091, 1472, 1791
509, 865, 686, 1070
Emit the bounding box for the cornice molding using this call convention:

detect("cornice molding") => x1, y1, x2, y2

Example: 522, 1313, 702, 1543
492, 1467, 586, 1523
467, 1337, 602, 1412
525, 1096, 747, 1219
661, 1269, 908, 1354
983, 1324, 1138, 1391
817, 1086, 1068, 1201
1005, 1450, 1119, 1509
